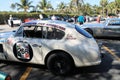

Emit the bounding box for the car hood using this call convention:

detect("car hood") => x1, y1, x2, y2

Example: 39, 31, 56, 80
0, 31, 15, 42
81, 23, 104, 28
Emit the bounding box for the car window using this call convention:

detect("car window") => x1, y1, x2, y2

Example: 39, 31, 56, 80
23, 26, 37, 38
15, 26, 23, 37
23, 26, 65, 39
41, 26, 65, 39
108, 20, 120, 26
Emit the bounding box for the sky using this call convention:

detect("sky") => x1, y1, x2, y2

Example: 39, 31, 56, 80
0, 0, 114, 11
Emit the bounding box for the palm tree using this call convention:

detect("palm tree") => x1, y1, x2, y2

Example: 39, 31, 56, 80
70, 0, 84, 14
114, 0, 120, 14
57, 2, 66, 13
100, 0, 108, 16
11, 3, 16, 10
92, 5, 102, 15
106, 2, 114, 15
83, 3, 92, 15
11, 0, 34, 12
71, 0, 84, 7
37, 0, 52, 12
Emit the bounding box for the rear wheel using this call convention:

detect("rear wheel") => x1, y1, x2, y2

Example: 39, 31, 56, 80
47, 52, 74, 75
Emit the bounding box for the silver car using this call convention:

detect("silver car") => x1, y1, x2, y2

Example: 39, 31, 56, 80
81, 18, 120, 38
0, 20, 101, 75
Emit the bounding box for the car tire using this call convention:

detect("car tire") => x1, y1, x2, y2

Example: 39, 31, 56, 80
47, 52, 74, 75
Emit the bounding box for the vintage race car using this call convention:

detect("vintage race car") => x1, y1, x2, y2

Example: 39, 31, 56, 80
81, 18, 120, 38
0, 20, 101, 75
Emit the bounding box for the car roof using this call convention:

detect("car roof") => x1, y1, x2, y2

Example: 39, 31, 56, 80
21, 20, 75, 29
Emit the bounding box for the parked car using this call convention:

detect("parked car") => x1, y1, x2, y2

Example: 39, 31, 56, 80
81, 18, 120, 38
0, 20, 101, 75
24, 18, 36, 22
8, 17, 22, 27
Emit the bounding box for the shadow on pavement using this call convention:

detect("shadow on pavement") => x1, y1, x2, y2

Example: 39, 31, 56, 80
1, 53, 119, 80
26, 54, 115, 80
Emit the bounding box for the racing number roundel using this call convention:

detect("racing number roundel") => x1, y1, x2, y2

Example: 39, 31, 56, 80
13, 41, 33, 62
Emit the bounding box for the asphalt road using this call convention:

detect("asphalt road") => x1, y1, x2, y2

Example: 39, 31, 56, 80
0, 24, 120, 80
0, 24, 18, 32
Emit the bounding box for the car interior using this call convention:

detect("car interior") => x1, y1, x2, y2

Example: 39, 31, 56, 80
23, 26, 65, 39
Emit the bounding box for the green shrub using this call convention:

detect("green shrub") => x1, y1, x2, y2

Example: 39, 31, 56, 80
0, 12, 77, 24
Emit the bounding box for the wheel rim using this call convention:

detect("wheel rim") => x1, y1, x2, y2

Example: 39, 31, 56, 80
47, 53, 73, 75
52, 56, 70, 75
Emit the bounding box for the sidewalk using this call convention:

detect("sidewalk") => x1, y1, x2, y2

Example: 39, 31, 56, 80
0, 24, 18, 32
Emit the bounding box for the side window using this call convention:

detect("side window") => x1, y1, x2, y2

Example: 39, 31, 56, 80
23, 26, 36, 38
46, 27, 65, 39
108, 20, 120, 26
23, 26, 65, 39
34, 26, 43, 38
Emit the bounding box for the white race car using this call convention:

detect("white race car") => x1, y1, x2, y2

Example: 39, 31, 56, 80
0, 20, 101, 75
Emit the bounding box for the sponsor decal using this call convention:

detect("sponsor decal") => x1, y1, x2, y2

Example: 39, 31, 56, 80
16, 42, 30, 59
13, 42, 33, 62
66, 34, 76, 40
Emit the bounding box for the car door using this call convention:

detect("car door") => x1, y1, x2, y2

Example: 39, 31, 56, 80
103, 19, 120, 37
20, 25, 65, 63
23, 25, 66, 62
22, 26, 43, 62
11, 25, 43, 62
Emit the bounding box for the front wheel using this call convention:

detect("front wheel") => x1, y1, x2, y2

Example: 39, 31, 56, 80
47, 53, 74, 75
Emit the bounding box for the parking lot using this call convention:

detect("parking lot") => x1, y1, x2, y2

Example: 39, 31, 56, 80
0, 24, 120, 80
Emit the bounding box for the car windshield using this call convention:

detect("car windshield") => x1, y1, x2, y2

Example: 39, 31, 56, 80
75, 25, 92, 38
